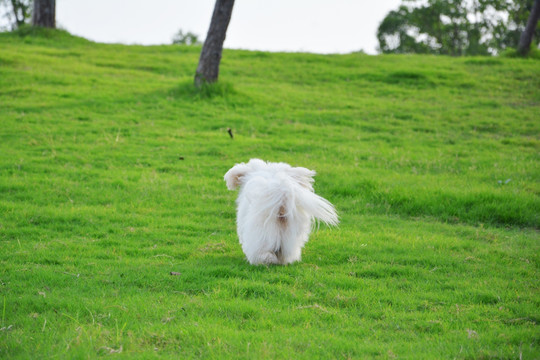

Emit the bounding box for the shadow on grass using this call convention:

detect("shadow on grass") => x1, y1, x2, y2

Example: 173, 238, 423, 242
501, 47, 540, 60
170, 80, 237, 100
363, 71, 437, 88
329, 178, 539, 229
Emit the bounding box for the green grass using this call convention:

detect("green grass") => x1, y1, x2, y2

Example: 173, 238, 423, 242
0, 29, 539, 359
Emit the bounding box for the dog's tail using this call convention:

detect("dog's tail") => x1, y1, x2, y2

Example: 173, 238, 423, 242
247, 175, 338, 228
292, 185, 339, 226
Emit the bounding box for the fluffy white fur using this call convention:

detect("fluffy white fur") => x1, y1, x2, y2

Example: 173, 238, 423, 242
224, 159, 338, 265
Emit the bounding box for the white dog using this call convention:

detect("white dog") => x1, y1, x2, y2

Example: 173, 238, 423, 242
224, 159, 338, 265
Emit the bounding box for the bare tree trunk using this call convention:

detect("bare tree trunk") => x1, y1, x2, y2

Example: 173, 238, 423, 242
32, 0, 55, 28
194, 0, 235, 87
518, 0, 540, 56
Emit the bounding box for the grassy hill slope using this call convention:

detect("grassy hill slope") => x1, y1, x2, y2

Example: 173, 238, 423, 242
0, 29, 539, 358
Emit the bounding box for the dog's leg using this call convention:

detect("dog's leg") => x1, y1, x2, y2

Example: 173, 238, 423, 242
277, 231, 301, 265
278, 218, 310, 264
280, 246, 301, 265
240, 225, 281, 265
251, 251, 279, 265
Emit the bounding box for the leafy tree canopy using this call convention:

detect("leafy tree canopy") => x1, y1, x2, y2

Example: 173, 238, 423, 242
0, 0, 32, 30
172, 29, 201, 45
377, 0, 540, 55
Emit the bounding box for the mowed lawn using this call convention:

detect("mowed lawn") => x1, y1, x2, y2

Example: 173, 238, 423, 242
0, 29, 539, 359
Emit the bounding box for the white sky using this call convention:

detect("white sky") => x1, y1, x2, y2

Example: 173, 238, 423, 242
39, 1, 401, 54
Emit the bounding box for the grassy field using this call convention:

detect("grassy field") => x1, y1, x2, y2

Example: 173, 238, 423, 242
0, 28, 539, 359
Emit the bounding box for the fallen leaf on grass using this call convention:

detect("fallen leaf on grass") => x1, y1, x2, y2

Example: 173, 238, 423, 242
99, 345, 123, 354
199, 242, 227, 253
467, 329, 479, 339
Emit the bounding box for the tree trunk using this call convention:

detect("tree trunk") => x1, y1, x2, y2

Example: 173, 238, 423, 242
518, 0, 540, 55
32, 0, 55, 28
194, 0, 235, 87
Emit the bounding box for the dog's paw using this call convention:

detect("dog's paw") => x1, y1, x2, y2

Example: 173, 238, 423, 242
253, 252, 280, 265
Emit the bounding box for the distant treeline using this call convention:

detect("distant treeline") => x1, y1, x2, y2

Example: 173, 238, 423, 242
377, 0, 540, 55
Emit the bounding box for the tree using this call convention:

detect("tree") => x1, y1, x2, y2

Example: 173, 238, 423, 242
172, 29, 201, 45
32, 0, 54, 28
377, 0, 540, 55
194, 0, 235, 88
518, 0, 540, 55
0, 0, 32, 29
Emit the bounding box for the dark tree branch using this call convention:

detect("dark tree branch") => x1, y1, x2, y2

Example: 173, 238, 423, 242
8, 0, 30, 28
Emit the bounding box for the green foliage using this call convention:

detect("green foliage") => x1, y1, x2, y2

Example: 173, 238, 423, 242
378, 0, 540, 55
0, 25, 90, 48
502, 45, 540, 58
172, 29, 202, 45
0, 0, 32, 30
0, 31, 539, 358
